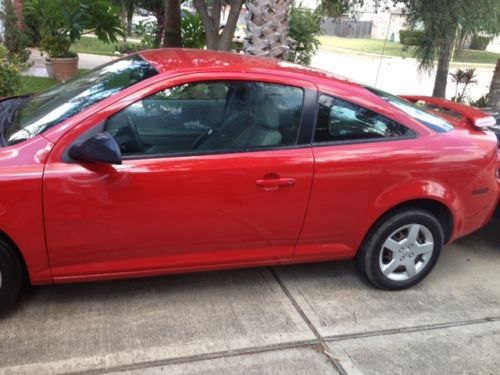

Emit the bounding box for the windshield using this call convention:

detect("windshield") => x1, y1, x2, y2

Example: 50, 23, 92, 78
366, 87, 454, 133
3, 54, 158, 146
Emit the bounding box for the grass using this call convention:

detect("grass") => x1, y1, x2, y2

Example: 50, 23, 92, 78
72, 36, 139, 56
15, 69, 89, 96
319, 35, 500, 65
16, 76, 58, 95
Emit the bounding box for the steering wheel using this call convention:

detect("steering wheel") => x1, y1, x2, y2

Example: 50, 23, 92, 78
125, 114, 144, 153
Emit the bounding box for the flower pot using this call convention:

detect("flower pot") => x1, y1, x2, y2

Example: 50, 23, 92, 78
45, 59, 54, 78
51, 56, 79, 82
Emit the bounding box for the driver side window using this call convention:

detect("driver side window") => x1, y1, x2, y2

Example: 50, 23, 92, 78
105, 81, 304, 157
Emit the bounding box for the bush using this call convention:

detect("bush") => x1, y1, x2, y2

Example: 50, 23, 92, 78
114, 42, 140, 55
0, 0, 30, 62
25, 0, 123, 58
0, 44, 31, 96
181, 12, 205, 49
288, 7, 322, 66
469, 35, 491, 51
469, 94, 489, 108
23, 0, 41, 47
399, 29, 423, 46
135, 20, 160, 49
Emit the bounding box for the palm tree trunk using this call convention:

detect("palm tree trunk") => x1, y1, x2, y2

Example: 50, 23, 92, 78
432, 37, 455, 98
245, 0, 293, 60
163, 0, 182, 47
488, 59, 500, 111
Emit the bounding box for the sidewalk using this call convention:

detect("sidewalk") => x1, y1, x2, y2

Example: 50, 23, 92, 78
25, 48, 116, 77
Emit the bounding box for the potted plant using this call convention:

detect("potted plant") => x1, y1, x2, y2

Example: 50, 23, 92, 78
40, 34, 75, 81
27, 0, 123, 82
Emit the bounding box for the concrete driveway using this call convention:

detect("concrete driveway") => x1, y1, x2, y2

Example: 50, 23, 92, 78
0, 217, 499, 374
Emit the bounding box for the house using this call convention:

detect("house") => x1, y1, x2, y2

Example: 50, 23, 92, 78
0, 0, 24, 40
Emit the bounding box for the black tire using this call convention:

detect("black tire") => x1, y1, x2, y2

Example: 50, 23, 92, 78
356, 209, 444, 290
0, 240, 23, 315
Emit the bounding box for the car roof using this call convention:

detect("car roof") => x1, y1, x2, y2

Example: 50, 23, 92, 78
138, 48, 362, 88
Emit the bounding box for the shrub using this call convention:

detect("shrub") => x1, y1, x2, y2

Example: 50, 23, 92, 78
25, 0, 123, 58
181, 12, 205, 49
469, 35, 491, 51
288, 7, 322, 66
0, 0, 31, 62
114, 42, 140, 55
135, 20, 160, 49
0, 44, 31, 96
469, 94, 489, 108
399, 29, 423, 46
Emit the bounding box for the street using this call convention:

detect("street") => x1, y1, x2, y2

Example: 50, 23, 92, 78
311, 49, 494, 101
0, 217, 499, 374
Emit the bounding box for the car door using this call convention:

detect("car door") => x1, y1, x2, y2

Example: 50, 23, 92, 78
43, 75, 316, 280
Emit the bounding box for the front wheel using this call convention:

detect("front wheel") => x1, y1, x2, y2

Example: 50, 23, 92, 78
356, 209, 444, 290
0, 240, 23, 315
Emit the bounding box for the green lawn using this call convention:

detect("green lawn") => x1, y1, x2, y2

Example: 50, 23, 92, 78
319, 35, 500, 65
16, 69, 89, 96
16, 76, 58, 95
72, 36, 139, 56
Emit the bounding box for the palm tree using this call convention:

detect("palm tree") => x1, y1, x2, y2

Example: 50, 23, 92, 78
488, 59, 500, 110
244, 0, 293, 60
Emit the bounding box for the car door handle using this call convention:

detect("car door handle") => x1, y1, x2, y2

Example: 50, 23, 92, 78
256, 176, 296, 190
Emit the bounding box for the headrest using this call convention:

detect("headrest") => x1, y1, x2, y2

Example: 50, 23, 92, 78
256, 97, 280, 129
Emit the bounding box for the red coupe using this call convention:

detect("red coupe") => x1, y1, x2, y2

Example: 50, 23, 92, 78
0, 50, 498, 313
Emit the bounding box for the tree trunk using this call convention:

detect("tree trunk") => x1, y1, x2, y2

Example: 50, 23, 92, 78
217, 0, 243, 50
194, 0, 244, 51
121, 1, 128, 42
245, 0, 293, 59
163, 0, 182, 47
155, 8, 165, 48
127, 12, 134, 37
488, 59, 500, 111
126, 0, 135, 37
432, 37, 454, 98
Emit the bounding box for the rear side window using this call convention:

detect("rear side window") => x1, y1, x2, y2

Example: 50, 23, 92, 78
365, 87, 453, 133
314, 94, 415, 143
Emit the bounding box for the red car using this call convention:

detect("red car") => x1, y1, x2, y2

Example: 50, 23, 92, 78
0, 50, 498, 313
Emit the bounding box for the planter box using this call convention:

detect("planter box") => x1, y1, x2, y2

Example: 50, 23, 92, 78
51, 56, 79, 82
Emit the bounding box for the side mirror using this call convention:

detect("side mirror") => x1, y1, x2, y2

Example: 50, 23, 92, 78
68, 132, 122, 165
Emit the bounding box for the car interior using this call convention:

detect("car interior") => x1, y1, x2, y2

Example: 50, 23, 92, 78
104, 81, 304, 156
314, 95, 413, 142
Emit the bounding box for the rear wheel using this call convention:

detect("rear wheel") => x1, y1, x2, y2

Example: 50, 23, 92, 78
357, 209, 443, 290
0, 240, 23, 315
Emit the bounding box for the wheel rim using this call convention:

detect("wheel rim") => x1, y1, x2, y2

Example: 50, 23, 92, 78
378, 223, 434, 282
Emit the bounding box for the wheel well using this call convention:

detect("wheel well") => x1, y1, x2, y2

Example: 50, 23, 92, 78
376, 199, 454, 244
0, 230, 30, 284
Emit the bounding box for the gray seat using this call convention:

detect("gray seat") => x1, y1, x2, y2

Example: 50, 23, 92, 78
238, 98, 282, 148
198, 94, 282, 150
